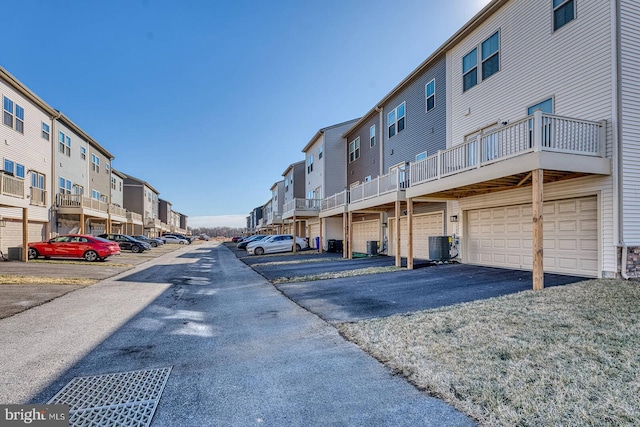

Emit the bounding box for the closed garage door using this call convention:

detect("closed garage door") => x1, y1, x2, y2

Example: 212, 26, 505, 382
389, 212, 444, 259
352, 220, 380, 254
309, 221, 320, 249
467, 196, 598, 277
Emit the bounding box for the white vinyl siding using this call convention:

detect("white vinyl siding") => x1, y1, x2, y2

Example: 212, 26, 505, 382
449, 0, 613, 160
620, 0, 640, 245
352, 220, 380, 254
388, 212, 445, 259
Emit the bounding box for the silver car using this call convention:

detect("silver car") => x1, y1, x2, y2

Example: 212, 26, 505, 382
247, 234, 309, 255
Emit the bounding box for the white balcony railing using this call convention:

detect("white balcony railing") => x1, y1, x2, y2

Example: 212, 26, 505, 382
283, 198, 322, 214
1, 172, 24, 198
127, 211, 143, 222
109, 204, 127, 218
56, 194, 109, 213
145, 217, 161, 227
268, 212, 283, 223
349, 169, 406, 204
410, 111, 605, 186
30, 187, 47, 206
321, 190, 349, 211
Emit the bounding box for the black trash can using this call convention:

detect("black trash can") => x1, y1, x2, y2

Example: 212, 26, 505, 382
327, 239, 337, 253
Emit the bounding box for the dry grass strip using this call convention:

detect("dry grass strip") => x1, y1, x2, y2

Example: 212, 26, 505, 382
253, 257, 346, 267
0, 275, 97, 286
338, 279, 640, 426
28, 259, 133, 267
273, 266, 402, 284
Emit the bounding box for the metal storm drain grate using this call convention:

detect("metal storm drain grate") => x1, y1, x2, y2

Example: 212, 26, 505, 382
47, 367, 172, 427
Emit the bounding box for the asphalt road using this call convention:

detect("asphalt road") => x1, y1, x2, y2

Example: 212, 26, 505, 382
2, 242, 474, 426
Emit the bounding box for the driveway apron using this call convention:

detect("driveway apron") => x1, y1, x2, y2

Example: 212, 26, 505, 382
13, 243, 474, 426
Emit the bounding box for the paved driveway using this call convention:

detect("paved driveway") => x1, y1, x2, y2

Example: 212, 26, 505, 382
239, 250, 585, 322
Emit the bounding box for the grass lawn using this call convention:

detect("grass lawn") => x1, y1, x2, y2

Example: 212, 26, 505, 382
338, 279, 640, 426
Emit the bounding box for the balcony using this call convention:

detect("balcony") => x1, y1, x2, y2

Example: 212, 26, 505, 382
348, 169, 407, 212
282, 198, 321, 219
56, 194, 109, 217
109, 204, 127, 221
0, 172, 24, 198
408, 112, 610, 199
145, 217, 161, 228
267, 211, 284, 225
320, 190, 349, 217
30, 187, 47, 207
127, 211, 143, 224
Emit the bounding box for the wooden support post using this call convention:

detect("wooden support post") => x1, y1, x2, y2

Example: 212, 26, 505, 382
533, 169, 544, 291
407, 198, 414, 270
348, 211, 353, 260
292, 215, 297, 253
319, 219, 323, 253
80, 212, 85, 234
395, 200, 401, 267
107, 215, 112, 234
22, 208, 28, 262
342, 212, 348, 259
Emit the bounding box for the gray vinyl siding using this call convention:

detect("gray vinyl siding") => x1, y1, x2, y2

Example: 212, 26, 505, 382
383, 56, 447, 172
323, 123, 353, 197
293, 162, 305, 198
122, 182, 143, 215
345, 115, 379, 187
620, 0, 640, 244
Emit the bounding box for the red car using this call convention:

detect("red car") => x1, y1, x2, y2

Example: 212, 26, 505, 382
28, 234, 121, 262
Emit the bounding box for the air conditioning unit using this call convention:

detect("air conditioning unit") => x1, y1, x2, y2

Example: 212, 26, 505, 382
428, 236, 451, 261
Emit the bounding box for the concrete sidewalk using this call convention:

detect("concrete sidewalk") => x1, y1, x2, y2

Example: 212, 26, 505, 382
3, 242, 475, 425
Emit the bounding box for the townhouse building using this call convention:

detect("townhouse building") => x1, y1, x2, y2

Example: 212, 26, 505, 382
54, 113, 115, 236
109, 169, 128, 233
122, 174, 161, 237
281, 160, 306, 241
0, 67, 56, 260
266, 180, 285, 234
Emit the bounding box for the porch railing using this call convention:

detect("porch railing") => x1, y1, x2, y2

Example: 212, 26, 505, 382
145, 217, 161, 227
321, 190, 349, 211
410, 111, 605, 186
30, 187, 47, 206
56, 193, 108, 213
127, 211, 142, 222
283, 198, 322, 214
0, 172, 24, 198
349, 169, 405, 204
109, 204, 127, 217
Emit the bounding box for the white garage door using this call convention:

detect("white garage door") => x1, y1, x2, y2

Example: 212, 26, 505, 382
309, 222, 320, 249
467, 196, 598, 277
352, 220, 380, 254
389, 212, 445, 259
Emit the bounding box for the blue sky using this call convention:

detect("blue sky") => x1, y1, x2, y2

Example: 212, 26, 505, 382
4, 0, 490, 228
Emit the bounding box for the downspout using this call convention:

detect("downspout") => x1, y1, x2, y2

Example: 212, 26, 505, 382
376, 106, 386, 248
51, 111, 62, 237
613, 0, 628, 279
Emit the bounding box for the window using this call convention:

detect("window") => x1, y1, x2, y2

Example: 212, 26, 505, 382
106, 163, 110, 173
3, 97, 13, 128
318, 145, 323, 159
463, 48, 478, 91
111, 177, 116, 190
91, 154, 100, 172
307, 190, 314, 200
425, 79, 435, 112
553, 0, 575, 31
527, 98, 553, 115
3, 159, 14, 174
463, 31, 500, 91
370, 125, 376, 147
307, 155, 313, 173
58, 132, 71, 156
80, 146, 86, 160
16, 164, 24, 179
349, 137, 360, 162
387, 103, 405, 138
481, 32, 500, 80
59, 177, 72, 194
415, 151, 428, 161
41, 122, 50, 140
91, 190, 101, 200
31, 172, 45, 189
15, 105, 24, 133
364, 175, 372, 182
73, 184, 83, 195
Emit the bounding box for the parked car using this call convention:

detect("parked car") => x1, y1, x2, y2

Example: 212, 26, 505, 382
132, 235, 164, 247
237, 235, 267, 250
247, 234, 309, 256
231, 236, 243, 243
162, 232, 193, 243
160, 235, 190, 244
98, 233, 150, 253
28, 234, 121, 262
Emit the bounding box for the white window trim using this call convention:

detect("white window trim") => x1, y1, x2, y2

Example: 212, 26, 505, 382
349, 137, 360, 163
370, 125, 376, 147
425, 79, 435, 112
387, 102, 406, 138
553, 0, 576, 32
463, 30, 501, 92
415, 151, 428, 161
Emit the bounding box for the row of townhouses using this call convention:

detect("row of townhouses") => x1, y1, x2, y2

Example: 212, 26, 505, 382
0, 67, 188, 261
247, 0, 640, 287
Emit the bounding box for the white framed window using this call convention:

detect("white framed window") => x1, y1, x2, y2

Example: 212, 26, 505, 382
3, 159, 13, 174
463, 31, 500, 92
80, 146, 86, 160
2, 159, 24, 178
415, 151, 428, 161
73, 184, 83, 195
58, 132, 71, 156
91, 154, 100, 172
387, 102, 405, 138
59, 177, 72, 194
349, 137, 360, 162
106, 163, 110, 173
31, 171, 45, 190
318, 145, 323, 159
425, 79, 435, 112
91, 189, 101, 200
307, 155, 313, 173
553, 0, 575, 31
15, 105, 24, 133
58, 132, 65, 154
3, 97, 13, 128
16, 163, 24, 179
364, 175, 372, 182
41, 122, 50, 140
65, 135, 71, 156
111, 177, 116, 190
370, 125, 376, 147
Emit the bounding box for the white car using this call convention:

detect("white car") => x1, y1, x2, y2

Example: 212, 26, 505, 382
247, 234, 309, 255
160, 235, 190, 245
